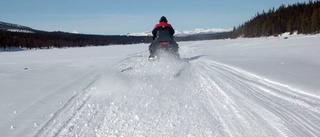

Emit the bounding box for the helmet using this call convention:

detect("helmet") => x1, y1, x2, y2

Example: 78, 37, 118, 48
159, 16, 168, 23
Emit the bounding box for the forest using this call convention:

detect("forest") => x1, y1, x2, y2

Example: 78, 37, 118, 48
0, 31, 153, 50
231, 1, 320, 37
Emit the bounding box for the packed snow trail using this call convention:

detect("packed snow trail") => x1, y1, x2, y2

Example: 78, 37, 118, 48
193, 59, 320, 137
35, 54, 320, 137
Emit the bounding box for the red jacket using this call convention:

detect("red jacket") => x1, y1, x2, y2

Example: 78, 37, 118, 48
152, 22, 175, 40
153, 22, 173, 29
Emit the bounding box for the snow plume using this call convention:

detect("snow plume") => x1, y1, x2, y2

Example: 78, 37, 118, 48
95, 52, 190, 98
88, 57, 211, 136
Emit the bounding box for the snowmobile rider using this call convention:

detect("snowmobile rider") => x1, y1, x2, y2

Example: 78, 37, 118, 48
149, 16, 179, 59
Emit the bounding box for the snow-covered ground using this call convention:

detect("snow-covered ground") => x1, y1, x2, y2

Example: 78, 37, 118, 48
1, 34, 320, 137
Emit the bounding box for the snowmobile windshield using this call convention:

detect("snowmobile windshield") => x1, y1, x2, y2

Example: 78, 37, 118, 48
155, 29, 174, 42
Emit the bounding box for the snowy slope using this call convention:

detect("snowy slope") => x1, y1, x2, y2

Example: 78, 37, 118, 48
1, 34, 320, 137
0, 21, 35, 33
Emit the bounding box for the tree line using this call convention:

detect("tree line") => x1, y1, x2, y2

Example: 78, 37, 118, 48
0, 30, 230, 50
231, 1, 320, 37
0, 31, 153, 50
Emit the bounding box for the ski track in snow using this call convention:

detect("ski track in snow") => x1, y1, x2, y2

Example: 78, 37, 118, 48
33, 49, 320, 137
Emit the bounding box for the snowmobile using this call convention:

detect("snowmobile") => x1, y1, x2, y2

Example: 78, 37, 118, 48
148, 29, 180, 61
148, 40, 180, 61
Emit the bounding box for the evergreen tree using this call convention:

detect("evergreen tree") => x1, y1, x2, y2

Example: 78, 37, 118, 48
311, 8, 320, 33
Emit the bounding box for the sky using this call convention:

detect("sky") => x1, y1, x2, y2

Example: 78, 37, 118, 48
0, 0, 314, 35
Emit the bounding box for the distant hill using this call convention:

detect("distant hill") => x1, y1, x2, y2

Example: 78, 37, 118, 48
127, 28, 232, 36
0, 21, 152, 50
0, 21, 37, 33
0, 21, 231, 50
0, 21, 231, 37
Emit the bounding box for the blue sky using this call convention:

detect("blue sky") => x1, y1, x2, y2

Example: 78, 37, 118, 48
0, 0, 312, 35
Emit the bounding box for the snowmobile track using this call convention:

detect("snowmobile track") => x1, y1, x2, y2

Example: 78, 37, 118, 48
35, 74, 102, 137
193, 59, 320, 136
